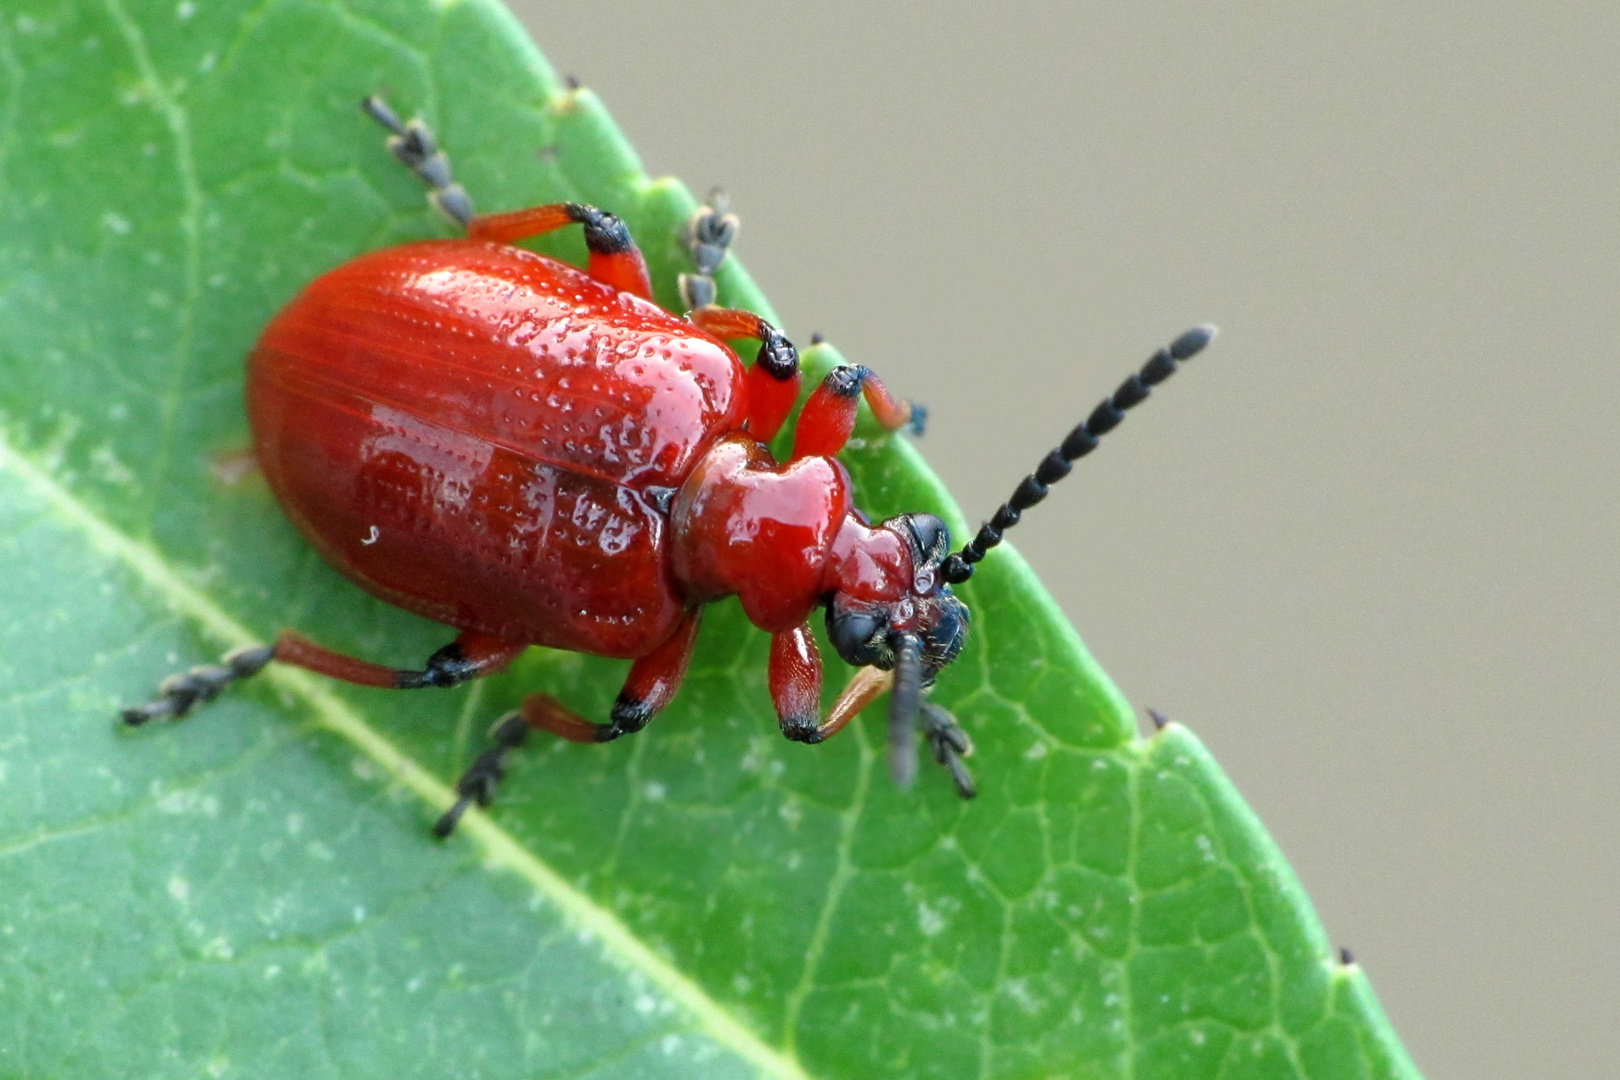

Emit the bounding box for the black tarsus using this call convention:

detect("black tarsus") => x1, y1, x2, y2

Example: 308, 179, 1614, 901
940, 324, 1216, 584
1339, 946, 1356, 966
679, 188, 738, 312
433, 712, 531, 837
563, 202, 634, 256
1148, 708, 1170, 731
121, 643, 276, 726
755, 324, 798, 382
361, 95, 476, 228
919, 702, 976, 799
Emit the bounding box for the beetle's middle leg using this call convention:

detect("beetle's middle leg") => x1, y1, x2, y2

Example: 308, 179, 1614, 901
519, 609, 702, 746
434, 610, 703, 835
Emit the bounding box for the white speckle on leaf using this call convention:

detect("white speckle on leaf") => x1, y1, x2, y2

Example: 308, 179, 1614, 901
1004, 978, 1044, 1014
1194, 833, 1215, 862
778, 798, 802, 829
167, 875, 190, 903
918, 901, 946, 937
157, 789, 219, 816
351, 756, 376, 781
101, 212, 130, 235
641, 780, 665, 801
1024, 741, 1049, 760
264, 964, 281, 980
406, 975, 424, 993
176, 1, 195, 18
352, 906, 366, 924
202, 936, 234, 960
305, 841, 334, 861
89, 444, 134, 485
198, 51, 216, 73
205, 1055, 228, 1078
285, 812, 303, 835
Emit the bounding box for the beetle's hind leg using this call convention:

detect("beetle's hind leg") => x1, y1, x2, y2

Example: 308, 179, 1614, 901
361, 95, 476, 228
273, 628, 526, 689
120, 644, 275, 725
120, 629, 525, 726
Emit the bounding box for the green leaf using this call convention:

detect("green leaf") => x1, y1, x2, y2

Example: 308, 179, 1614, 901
0, 0, 1421, 1077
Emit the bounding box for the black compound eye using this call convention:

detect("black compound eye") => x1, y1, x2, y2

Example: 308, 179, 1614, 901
827, 607, 888, 668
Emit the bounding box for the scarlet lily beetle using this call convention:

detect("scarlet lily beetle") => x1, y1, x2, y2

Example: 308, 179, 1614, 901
122, 97, 1215, 835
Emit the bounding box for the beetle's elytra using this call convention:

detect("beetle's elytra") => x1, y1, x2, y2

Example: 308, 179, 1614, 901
123, 96, 1214, 835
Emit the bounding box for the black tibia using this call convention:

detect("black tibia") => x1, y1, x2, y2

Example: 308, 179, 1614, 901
940, 324, 1216, 585
679, 188, 739, 311
561, 202, 635, 255
605, 695, 656, 740
433, 713, 529, 838
361, 95, 476, 228
393, 641, 484, 689
755, 323, 797, 380
919, 702, 976, 799
120, 644, 275, 726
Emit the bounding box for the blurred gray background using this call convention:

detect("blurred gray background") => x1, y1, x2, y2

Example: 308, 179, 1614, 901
510, 2, 1618, 1076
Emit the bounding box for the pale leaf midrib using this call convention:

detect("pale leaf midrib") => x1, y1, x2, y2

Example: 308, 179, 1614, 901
0, 433, 815, 1080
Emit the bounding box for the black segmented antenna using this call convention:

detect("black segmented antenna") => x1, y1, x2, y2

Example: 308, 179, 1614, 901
939, 325, 1217, 585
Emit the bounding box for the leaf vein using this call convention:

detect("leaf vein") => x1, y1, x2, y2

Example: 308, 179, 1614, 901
0, 431, 817, 1080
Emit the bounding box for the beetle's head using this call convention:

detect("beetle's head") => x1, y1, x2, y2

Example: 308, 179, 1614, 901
823, 512, 975, 795
819, 325, 1218, 799
824, 513, 969, 682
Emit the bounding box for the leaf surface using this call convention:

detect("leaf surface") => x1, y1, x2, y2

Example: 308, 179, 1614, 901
0, 1, 1421, 1077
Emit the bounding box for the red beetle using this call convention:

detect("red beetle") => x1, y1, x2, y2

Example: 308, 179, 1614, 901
124, 98, 1214, 835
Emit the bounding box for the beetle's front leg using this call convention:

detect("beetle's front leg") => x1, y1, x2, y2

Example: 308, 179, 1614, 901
772, 647, 976, 798
771, 625, 894, 745
769, 624, 823, 741
919, 702, 976, 799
